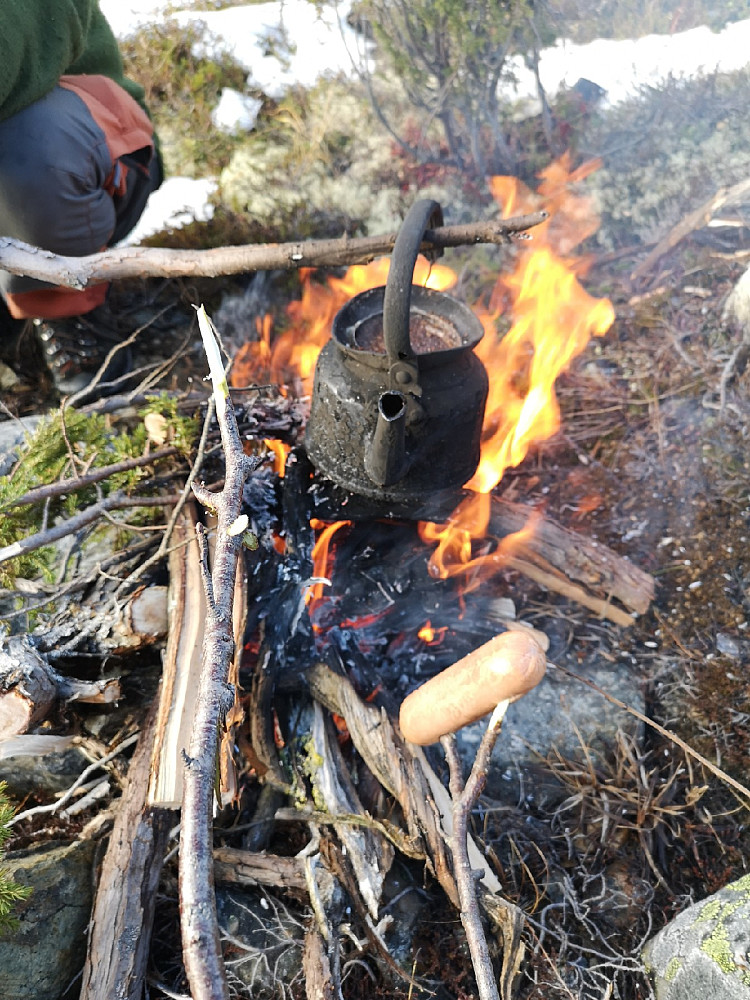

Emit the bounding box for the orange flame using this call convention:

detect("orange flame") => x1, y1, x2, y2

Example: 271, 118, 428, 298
419, 500, 541, 592
305, 519, 351, 608
417, 153, 614, 586
230, 257, 455, 390
263, 438, 290, 478
238, 153, 615, 604
418, 621, 449, 645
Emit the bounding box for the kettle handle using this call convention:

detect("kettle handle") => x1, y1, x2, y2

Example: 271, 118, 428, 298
383, 199, 444, 367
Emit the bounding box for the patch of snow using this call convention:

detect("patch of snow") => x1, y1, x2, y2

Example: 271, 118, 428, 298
118, 176, 218, 246
211, 88, 263, 132
99, 0, 173, 37
507, 18, 750, 107
101, 1, 359, 98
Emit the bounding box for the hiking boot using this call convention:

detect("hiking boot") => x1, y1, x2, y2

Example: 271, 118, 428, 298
34, 302, 134, 398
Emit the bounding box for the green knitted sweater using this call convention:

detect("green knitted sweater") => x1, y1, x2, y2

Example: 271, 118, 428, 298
0, 0, 147, 121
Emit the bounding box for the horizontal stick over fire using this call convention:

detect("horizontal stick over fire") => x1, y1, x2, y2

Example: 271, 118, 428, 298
0, 212, 547, 288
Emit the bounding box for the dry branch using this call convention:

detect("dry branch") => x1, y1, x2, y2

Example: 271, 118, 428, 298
1, 445, 181, 510
303, 927, 336, 1000
178, 308, 259, 1000
442, 702, 511, 1000
0, 634, 120, 736
79, 701, 174, 1000
0, 213, 547, 287
0, 492, 181, 569
630, 176, 750, 281
308, 662, 527, 996
213, 848, 308, 893
489, 497, 654, 617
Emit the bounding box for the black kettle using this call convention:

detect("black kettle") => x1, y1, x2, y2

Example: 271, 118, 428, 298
305, 199, 489, 503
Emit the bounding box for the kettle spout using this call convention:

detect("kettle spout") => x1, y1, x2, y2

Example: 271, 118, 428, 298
364, 391, 409, 487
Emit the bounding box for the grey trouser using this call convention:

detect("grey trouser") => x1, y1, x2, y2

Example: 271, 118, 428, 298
0, 83, 161, 316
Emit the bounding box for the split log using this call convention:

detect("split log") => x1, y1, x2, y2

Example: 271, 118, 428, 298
148, 505, 205, 808
0, 634, 120, 736
307, 661, 501, 907
79, 701, 174, 1000
0, 212, 547, 288
488, 497, 654, 617
307, 661, 527, 994
148, 505, 245, 809
311, 481, 655, 622
310, 701, 394, 920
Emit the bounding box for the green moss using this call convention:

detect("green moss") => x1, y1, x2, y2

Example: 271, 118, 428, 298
0, 402, 196, 589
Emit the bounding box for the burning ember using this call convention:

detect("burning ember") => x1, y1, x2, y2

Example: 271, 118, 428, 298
304, 518, 351, 619
234, 154, 615, 600
263, 438, 290, 477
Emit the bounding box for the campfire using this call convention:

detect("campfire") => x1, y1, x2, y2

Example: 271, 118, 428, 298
233, 155, 620, 620
6, 156, 708, 1000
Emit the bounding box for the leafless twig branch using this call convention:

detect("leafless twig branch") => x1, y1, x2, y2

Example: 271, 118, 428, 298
0, 492, 181, 568
178, 306, 259, 1000
0, 213, 547, 288
442, 700, 511, 1000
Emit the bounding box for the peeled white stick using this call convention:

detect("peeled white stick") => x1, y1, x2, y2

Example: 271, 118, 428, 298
399, 630, 547, 745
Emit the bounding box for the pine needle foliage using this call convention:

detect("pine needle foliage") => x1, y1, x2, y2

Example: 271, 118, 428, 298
0, 782, 31, 932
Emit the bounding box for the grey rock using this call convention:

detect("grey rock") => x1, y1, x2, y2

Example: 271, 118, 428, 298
456, 659, 644, 804
0, 838, 95, 1000
0, 743, 93, 798
0, 415, 43, 476
643, 875, 750, 1000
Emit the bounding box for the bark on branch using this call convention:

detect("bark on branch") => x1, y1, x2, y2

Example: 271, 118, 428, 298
178, 307, 258, 1000
0, 213, 547, 287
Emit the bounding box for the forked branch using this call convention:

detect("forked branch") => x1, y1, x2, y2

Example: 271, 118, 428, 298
442, 702, 511, 1000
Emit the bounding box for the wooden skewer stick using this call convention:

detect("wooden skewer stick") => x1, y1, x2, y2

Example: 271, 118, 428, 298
399, 630, 547, 745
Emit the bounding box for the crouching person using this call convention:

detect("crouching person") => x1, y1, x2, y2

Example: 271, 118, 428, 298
0, 0, 162, 395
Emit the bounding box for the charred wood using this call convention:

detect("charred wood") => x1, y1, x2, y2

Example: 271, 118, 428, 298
0, 635, 120, 736
310, 477, 654, 620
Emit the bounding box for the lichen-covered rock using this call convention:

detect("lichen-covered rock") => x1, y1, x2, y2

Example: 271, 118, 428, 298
643, 874, 750, 1000
0, 839, 95, 1000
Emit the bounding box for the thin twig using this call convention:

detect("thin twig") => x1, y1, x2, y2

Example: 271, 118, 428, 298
548, 661, 750, 804
0, 492, 181, 568
8, 732, 139, 826
115, 396, 216, 596
442, 701, 510, 1000
1, 446, 181, 510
